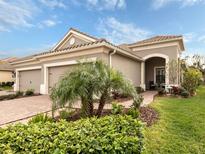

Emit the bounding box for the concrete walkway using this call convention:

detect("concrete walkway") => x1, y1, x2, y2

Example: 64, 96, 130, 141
0, 91, 157, 127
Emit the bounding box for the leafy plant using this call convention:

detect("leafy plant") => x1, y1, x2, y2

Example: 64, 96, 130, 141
15, 91, 24, 97
158, 88, 166, 96
131, 95, 144, 109
59, 109, 75, 120
28, 113, 53, 124
181, 90, 190, 98
127, 108, 139, 118
111, 102, 124, 115
0, 115, 144, 154
182, 68, 202, 95
25, 89, 34, 96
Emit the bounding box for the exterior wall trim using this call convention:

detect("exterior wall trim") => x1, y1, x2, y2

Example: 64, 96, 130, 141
14, 66, 42, 92
42, 57, 97, 94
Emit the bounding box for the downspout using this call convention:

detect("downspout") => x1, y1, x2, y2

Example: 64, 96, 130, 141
109, 49, 116, 68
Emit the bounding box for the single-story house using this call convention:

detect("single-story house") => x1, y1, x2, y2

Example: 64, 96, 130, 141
11, 28, 185, 94
0, 58, 15, 83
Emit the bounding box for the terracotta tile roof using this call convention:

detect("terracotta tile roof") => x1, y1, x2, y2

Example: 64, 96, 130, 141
128, 35, 183, 47
12, 38, 142, 63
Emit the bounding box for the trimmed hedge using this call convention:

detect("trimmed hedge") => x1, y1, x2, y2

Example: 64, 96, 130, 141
0, 115, 144, 154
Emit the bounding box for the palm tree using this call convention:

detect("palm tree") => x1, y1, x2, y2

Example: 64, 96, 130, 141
50, 60, 141, 118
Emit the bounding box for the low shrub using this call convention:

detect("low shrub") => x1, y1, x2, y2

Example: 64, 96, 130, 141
158, 88, 166, 96
59, 109, 75, 120
15, 91, 24, 97
181, 90, 190, 98
127, 108, 139, 118
25, 89, 34, 96
136, 87, 144, 94
132, 95, 144, 109
172, 86, 180, 95
28, 113, 53, 124
0, 94, 17, 101
111, 102, 124, 115
0, 115, 144, 154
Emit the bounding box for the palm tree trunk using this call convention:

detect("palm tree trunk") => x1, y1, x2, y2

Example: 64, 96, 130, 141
96, 92, 108, 117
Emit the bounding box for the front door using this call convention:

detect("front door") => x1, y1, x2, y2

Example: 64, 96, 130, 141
155, 67, 165, 85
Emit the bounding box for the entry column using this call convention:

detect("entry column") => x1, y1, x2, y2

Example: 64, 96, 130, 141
140, 61, 146, 90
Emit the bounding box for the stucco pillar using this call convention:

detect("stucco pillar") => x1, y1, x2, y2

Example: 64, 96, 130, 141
14, 71, 19, 91
165, 60, 169, 85
140, 62, 146, 90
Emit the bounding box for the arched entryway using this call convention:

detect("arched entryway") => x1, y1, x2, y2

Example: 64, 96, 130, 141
140, 53, 169, 90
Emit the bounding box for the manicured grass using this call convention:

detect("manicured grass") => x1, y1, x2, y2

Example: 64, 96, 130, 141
143, 86, 205, 154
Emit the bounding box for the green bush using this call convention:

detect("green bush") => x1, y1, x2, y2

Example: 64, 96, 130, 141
181, 90, 190, 98
132, 95, 144, 109
127, 108, 139, 118
182, 68, 202, 95
0, 115, 144, 154
59, 109, 75, 120
158, 88, 166, 96
25, 89, 34, 96
28, 114, 53, 124
0, 94, 17, 101
15, 91, 24, 97
136, 87, 144, 94
111, 102, 124, 115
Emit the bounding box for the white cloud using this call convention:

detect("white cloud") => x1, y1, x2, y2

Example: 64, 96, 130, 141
38, 0, 66, 9
152, 0, 205, 9
97, 17, 151, 44
75, 0, 126, 10
183, 33, 195, 43
198, 35, 205, 43
37, 19, 60, 28
0, 0, 39, 32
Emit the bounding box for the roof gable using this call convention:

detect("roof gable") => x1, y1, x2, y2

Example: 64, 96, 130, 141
53, 28, 98, 50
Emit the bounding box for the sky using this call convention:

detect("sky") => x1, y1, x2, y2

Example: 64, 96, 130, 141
0, 0, 205, 59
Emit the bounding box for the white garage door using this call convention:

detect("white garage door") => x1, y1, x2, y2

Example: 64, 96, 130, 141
19, 69, 41, 93
48, 65, 76, 90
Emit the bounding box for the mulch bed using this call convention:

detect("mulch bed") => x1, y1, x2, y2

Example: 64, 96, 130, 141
55, 107, 159, 127
139, 107, 159, 126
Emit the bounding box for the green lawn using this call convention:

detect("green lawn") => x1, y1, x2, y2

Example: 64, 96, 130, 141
143, 86, 205, 154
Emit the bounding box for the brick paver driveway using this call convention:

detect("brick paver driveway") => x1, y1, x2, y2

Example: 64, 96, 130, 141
0, 95, 52, 126
0, 91, 157, 126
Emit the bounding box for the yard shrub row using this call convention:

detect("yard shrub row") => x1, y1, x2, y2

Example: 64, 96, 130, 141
0, 115, 144, 154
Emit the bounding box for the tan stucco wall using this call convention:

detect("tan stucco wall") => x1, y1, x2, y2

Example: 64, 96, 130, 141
0, 71, 13, 82
111, 53, 141, 86
131, 45, 179, 85
132, 45, 178, 60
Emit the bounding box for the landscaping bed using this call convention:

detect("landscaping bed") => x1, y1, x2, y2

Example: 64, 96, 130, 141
0, 115, 144, 154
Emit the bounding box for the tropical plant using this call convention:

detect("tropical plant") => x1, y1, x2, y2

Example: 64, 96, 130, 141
51, 60, 141, 118
111, 102, 124, 115
28, 114, 53, 124
59, 109, 75, 120
127, 107, 139, 118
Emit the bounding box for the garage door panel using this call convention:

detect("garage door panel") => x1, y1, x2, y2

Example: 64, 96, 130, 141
48, 65, 76, 90
19, 69, 41, 93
